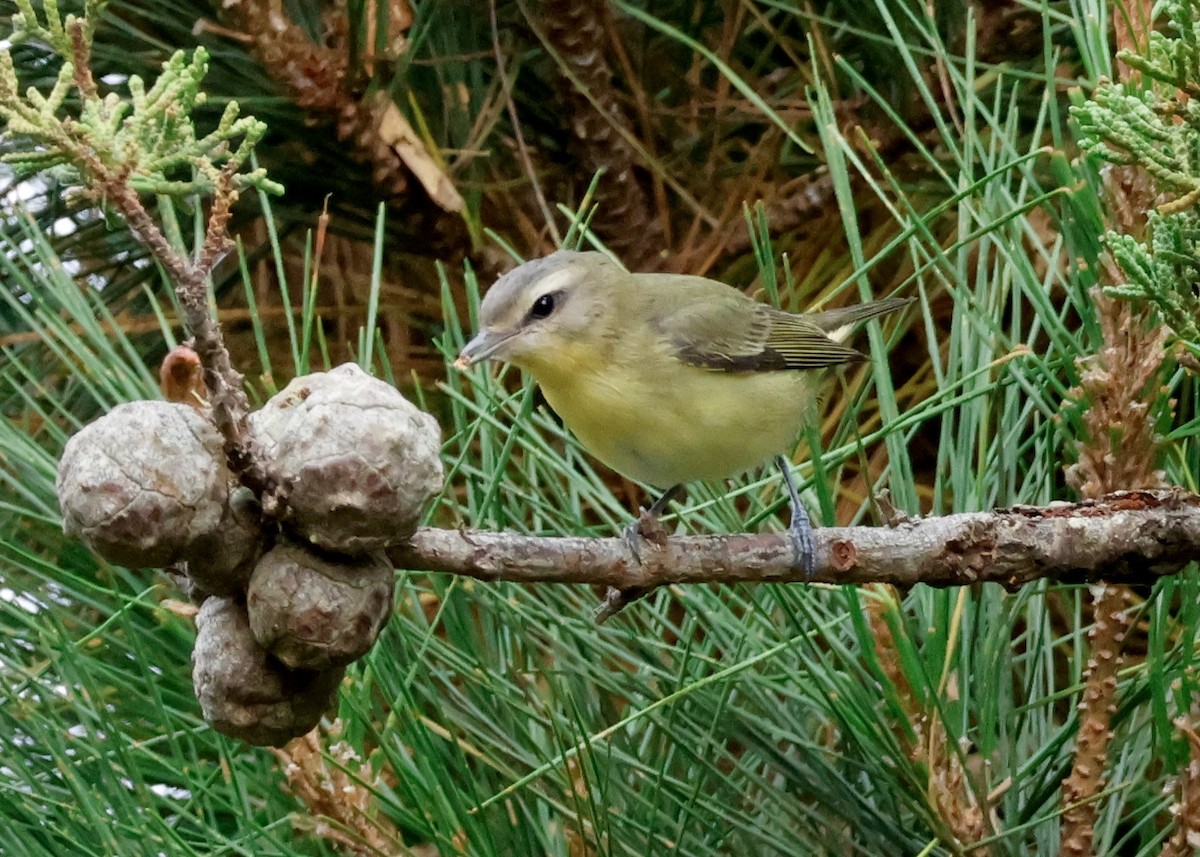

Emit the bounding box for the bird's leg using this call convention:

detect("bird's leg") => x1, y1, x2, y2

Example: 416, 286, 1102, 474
775, 455, 816, 578
598, 484, 685, 624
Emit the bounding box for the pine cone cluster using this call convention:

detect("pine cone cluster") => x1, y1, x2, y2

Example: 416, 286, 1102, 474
56, 364, 443, 745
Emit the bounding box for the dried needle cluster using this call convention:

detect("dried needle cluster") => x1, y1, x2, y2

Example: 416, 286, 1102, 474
272, 724, 403, 854
1063, 293, 1168, 499
214, 0, 463, 214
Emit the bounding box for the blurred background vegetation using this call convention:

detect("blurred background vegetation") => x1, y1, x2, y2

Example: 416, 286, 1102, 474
5, 0, 1200, 854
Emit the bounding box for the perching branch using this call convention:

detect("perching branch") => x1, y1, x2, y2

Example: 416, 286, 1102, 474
390, 491, 1200, 591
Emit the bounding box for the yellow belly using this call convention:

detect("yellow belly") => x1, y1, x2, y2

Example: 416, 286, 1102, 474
524, 351, 818, 488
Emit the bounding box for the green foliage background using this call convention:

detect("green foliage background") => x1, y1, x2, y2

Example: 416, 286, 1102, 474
3, 1, 1200, 855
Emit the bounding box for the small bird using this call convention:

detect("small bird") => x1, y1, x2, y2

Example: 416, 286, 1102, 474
455, 250, 909, 615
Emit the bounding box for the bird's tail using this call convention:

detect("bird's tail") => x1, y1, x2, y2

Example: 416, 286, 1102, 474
806, 296, 914, 341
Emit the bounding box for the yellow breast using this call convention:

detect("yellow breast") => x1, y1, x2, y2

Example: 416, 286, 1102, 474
516, 340, 817, 488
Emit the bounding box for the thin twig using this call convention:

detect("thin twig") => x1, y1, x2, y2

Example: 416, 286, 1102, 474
62, 24, 271, 497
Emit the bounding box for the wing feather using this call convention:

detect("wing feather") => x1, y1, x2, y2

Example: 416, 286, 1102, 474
665, 300, 865, 373
640, 272, 908, 374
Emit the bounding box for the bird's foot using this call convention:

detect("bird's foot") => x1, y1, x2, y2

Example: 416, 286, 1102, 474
594, 584, 653, 624
602, 508, 672, 623
775, 455, 818, 579
788, 503, 817, 580
621, 506, 671, 565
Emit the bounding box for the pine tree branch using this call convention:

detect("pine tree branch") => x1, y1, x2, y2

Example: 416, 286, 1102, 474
391, 490, 1200, 591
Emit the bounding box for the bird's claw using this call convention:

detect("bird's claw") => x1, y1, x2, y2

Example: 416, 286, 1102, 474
622, 520, 644, 566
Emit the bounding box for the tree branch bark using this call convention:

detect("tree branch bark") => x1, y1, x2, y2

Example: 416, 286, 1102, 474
389, 490, 1200, 590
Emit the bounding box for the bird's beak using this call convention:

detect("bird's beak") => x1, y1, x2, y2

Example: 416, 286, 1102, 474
454, 329, 513, 370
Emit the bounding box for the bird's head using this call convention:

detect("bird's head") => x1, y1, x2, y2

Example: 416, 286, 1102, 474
455, 250, 622, 373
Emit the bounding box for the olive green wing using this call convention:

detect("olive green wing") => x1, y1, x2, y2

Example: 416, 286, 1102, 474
659, 295, 866, 373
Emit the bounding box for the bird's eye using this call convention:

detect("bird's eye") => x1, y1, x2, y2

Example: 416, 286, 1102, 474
530, 292, 557, 319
